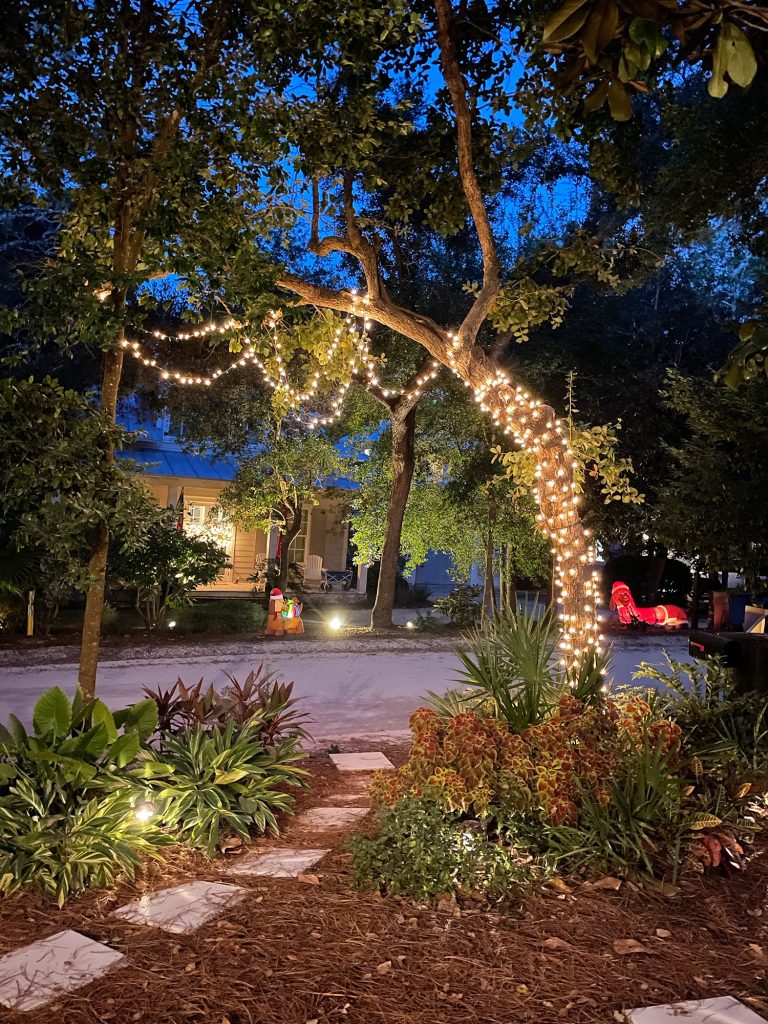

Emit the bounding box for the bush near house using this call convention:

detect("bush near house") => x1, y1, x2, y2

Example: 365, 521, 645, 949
108, 508, 230, 629
171, 600, 267, 635
0, 669, 309, 903
352, 612, 768, 901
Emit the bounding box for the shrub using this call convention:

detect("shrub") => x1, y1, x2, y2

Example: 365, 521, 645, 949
434, 584, 482, 628
140, 720, 308, 856
143, 666, 311, 743
350, 795, 541, 902
355, 632, 767, 898
171, 600, 267, 635
109, 508, 230, 629
0, 687, 168, 904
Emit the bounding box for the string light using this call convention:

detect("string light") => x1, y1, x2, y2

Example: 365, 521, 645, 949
124, 295, 599, 664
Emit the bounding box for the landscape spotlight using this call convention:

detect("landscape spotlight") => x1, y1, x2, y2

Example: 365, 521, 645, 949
329, 616, 343, 631
135, 801, 155, 822
406, 621, 415, 629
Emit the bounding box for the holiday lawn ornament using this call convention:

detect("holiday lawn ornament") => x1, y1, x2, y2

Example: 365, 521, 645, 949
610, 581, 688, 630
264, 587, 304, 637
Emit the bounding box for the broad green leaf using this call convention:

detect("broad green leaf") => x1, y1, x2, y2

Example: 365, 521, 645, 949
7, 714, 27, 746
214, 768, 250, 785
722, 22, 757, 89
581, 2, 619, 63
33, 687, 72, 738
607, 80, 632, 121
91, 700, 118, 743
109, 731, 140, 768
628, 18, 666, 58
543, 0, 591, 43
120, 699, 158, 742
708, 27, 729, 98
0, 763, 17, 783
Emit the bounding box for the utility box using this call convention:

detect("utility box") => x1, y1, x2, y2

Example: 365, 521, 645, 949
690, 630, 768, 694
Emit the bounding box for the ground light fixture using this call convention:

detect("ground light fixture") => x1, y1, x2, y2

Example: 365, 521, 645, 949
134, 802, 155, 822
328, 616, 343, 631
406, 621, 415, 629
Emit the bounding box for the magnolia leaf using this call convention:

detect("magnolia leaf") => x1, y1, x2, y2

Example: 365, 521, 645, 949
33, 686, 72, 738
738, 782, 752, 798
581, 1, 620, 62
607, 80, 632, 121
628, 19, 667, 59
584, 79, 610, 112
543, 0, 592, 43
722, 22, 757, 88
708, 27, 730, 98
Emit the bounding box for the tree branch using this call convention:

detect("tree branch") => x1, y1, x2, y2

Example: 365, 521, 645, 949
434, 0, 500, 343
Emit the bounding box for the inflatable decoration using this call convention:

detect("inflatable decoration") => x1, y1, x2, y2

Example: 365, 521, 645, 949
610, 581, 688, 630
265, 587, 304, 637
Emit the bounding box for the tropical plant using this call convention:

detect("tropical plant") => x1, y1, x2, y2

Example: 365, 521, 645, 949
0, 686, 166, 904
143, 667, 312, 744
140, 720, 308, 856
455, 607, 561, 732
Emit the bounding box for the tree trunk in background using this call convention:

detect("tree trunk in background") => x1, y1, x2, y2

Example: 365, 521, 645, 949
78, 342, 125, 702
647, 544, 668, 604
371, 406, 417, 629
482, 529, 496, 622
506, 542, 517, 613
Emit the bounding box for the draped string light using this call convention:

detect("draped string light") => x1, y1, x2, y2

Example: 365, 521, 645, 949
350, 294, 601, 669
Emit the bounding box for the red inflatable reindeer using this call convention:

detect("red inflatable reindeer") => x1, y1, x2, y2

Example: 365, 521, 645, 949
610, 581, 688, 630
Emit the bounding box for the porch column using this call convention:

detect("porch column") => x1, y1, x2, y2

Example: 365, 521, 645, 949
356, 562, 370, 594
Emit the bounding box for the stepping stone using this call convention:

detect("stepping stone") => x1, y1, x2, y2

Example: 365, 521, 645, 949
627, 996, 768, 1023
326, 793, 371, 804
0, 929, 126, 1012
330, 751, 394, 771
113, 881, 247, 935
227, 847, 329, 877
297, 806, 369, 830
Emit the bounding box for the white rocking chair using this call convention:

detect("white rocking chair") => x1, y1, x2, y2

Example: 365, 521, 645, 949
303, 554, 330, 591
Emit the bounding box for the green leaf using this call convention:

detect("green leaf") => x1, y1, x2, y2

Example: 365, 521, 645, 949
91, 700, 118, 743
721, 22, 757, 89
119, 699, 158, 742
628, 19, 666, 59
583, 79, 609, 112
543, 0, 592, 43
32, 687, 72, 738
708, 27, 730, 98
607, 80, 632, 121
0, 763, 17, 783
108, 731, 140, 768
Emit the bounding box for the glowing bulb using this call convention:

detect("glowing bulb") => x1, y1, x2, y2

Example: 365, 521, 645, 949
329, 616, 343, 631
135, 802, 155, 822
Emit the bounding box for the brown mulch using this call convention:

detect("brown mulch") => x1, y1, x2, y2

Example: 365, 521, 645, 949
1, 751, 767, 1024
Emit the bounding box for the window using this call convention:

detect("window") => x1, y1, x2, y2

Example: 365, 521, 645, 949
288, 507, 309, 564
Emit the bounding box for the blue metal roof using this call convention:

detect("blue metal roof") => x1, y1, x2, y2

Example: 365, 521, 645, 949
118, 444, 357, 490
117, 446, 239, 481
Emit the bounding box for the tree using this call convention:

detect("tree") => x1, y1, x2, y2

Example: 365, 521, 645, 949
0, 376, 153, 630
0, 0, 321, 696
216, 429, 346, 593
656, 372, 768, 590
109, 508, 229, 629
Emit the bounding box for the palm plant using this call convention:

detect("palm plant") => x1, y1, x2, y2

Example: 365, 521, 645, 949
453, 606, 562, 732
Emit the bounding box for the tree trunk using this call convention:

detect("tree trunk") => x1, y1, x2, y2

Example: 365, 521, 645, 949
482, 528, 496, 622
78, 343, 125, 701
280, 508, 303, 592
371, 405, 417, 629
506, 543, 517, 613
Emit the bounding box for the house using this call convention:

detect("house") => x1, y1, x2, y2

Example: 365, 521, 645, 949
118, 408, 365, 598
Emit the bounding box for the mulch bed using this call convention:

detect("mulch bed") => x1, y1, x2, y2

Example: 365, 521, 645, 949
1, 749, 767, 1024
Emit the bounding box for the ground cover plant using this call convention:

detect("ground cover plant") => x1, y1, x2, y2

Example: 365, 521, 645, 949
0, 669, 309, 902
353, 611, 768, 901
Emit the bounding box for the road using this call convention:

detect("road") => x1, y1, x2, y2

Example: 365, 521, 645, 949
0, 631, 691, 746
